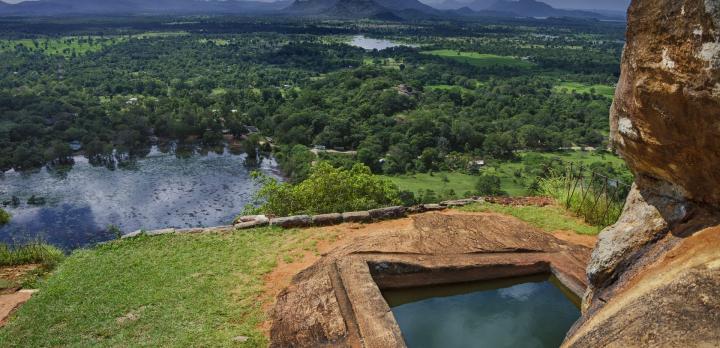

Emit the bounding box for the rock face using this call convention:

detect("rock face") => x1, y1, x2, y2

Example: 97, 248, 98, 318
610, 0, 720, 206
565, 1, 720, 346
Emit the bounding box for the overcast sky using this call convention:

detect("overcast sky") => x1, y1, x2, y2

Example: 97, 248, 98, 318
3, 0, 632, 11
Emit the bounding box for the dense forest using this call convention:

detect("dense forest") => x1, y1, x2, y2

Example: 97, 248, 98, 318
0, 17, 624, 180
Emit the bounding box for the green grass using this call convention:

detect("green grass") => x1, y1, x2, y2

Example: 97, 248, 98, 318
0, 243, 64, 268
0, 228, 323, 347
459, 202, 600, 235
381, 172, 478, 198
422, 50, 533, 68
381, 151, 625, 198
554, 82, 615, 99
485, 151, 627, 196
537, 174, 624, 228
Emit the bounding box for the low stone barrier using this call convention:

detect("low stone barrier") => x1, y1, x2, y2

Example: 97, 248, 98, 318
121, 197, 487, 239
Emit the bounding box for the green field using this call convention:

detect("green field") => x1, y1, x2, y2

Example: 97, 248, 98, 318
0, 228, 325, 347
554, 82, 616, 99
422, 50, 534, 68
381, 171, 479, 198
382, 151, 627, 198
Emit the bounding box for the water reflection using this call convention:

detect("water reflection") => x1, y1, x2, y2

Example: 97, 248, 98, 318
348, 35, 417, 50
384, 275, 580, 348
0, 145, 279, 250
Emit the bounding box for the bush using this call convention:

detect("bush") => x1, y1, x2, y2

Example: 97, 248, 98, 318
538, 173, 624, 228
475, 174, 505, 196
0, 208, 10, 225
0, 242, 65, 268
245, 162, 401, 216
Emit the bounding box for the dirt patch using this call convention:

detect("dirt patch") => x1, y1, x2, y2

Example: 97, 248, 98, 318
485, 196, 554, 206
0, 289, 37, 327
0, 264, 40, 295
552, 230, 598, 249
258, 217, 418, 334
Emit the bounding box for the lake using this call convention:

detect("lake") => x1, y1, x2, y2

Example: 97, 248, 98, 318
0, 146, 279, 250
348, 35, 416, 50
384, 275, 580, 348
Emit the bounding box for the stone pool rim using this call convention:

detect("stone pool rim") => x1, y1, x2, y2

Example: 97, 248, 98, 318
337, 253, 586, 348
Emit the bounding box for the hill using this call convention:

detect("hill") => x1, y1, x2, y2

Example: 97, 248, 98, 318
482, 0, 607, 18
0, 0, 290, 16
284, 0, 435, 17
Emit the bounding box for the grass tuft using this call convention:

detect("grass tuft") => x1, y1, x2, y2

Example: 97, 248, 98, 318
0, 242, 65, 268
537, 174, 623, 228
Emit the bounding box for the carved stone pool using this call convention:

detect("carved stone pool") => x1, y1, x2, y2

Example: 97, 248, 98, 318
383, 275, 581, 348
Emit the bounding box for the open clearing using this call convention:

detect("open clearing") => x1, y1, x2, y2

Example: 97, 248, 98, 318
553, 82, 615, 99
422, 50, 533, 68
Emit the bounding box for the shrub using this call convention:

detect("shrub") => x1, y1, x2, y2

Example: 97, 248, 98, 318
0, 208, 10, 225
245, 162, 401, 216
475, 174, 505, 196
0, 242, 65, 268
538, 173, 624, 228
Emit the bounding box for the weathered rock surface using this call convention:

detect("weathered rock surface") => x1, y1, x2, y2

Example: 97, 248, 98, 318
270, 212, 592, 347
270, 215, 312, 228
312, 213, 344, 226
341, 211, 371, 223
610, 0, 720, 206
565, 1, 720, 346
368, 206, 407, 221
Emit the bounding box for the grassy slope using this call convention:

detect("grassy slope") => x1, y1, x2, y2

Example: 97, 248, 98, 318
0, 228, 324, 347
422, 49, 533, 68
381, 171, 478, 197
0, 205, 597, 345
383, 151, 624, 197
460, 202, 599, 235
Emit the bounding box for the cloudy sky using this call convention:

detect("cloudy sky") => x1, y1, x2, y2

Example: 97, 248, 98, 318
2, 0, 632, 11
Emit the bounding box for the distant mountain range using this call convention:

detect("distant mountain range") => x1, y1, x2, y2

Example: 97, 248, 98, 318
0, 0, 624, 20
0, 0, 292, 16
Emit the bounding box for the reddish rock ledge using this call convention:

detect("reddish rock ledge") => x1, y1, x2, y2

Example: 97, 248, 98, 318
269, 212, 592, 347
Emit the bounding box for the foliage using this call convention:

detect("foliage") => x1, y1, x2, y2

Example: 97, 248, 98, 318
0, 242, 64, 268
537, 171, 625, 228
245, 162, 401, 216
475, 174, 506, 196
459, 202, 599, 235
0, 18, 622, 174
0, 208, 10, 225
0, 228, 327, 347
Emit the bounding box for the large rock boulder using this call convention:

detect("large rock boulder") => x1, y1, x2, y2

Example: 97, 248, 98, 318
565, 1, 720, 346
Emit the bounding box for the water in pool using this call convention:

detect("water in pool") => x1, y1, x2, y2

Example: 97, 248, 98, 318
383, 275, 580, 348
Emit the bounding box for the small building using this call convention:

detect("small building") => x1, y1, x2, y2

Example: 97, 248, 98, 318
313, 145, 327, 151
245, 125, 260, 134
126, 97, 138, 105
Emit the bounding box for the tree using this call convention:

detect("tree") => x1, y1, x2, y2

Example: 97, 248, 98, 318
475, 174, 505, 196
245, 162, 401, 216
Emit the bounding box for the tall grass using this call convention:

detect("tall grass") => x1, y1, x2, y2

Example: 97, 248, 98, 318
0, 242, 65, 268
538, 173, 625, 228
